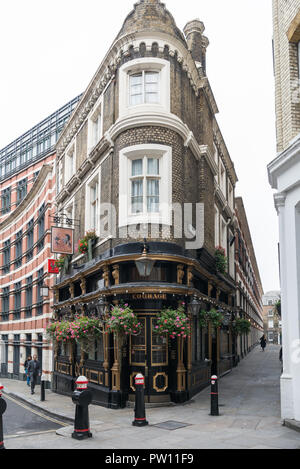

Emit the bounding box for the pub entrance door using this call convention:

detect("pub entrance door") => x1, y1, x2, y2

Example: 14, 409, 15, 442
129, 314, 169, 403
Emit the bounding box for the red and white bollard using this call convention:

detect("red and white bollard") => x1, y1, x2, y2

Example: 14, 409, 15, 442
132, 373, 148, 427
72, 376, 93, 440
210, 375, 219, 416
0, 384, 7, 449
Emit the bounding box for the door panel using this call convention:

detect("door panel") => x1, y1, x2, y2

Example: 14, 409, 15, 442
129, 314, 169, 402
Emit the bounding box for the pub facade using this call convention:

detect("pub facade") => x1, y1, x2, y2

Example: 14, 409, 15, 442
51, 0, 257, 408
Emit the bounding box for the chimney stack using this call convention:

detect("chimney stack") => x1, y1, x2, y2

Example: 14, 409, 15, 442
184, 19, 209, 75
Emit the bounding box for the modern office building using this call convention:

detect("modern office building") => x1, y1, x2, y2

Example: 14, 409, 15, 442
0, 96, 81, 383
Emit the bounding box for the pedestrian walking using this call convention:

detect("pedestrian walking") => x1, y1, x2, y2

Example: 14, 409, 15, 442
27, 355, 41, 395
24, 355, 32, 387
260, 335, 267, 352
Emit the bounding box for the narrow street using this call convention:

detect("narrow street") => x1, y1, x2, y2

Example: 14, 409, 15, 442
2, 344, 300, 450
2, 393, 67, 444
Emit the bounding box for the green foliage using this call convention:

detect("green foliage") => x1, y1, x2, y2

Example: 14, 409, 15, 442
78, 231, 97, 255
215, 246, 228, 274
153, 304, 191, 339
234, 318, 251, 335
106, 304, 141, 336
46, 315, 103, 346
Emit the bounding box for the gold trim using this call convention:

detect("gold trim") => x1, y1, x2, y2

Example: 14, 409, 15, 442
153, 372, 168, 393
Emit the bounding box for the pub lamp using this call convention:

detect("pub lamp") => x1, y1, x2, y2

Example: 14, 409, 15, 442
40, 284, 49, 298
188, 296, 201, 316
135, 240, 155, 277
222, 311, 232, 327
96, 297, 108, 317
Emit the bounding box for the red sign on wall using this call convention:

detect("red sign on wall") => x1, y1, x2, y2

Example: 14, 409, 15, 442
48, 259, 59, 274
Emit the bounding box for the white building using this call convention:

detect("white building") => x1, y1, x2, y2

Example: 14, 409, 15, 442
268, 0, 300, 424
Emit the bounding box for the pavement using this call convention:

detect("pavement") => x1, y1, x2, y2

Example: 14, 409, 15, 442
1, 344, 300, 449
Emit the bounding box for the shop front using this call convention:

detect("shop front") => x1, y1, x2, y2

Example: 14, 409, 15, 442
51, 242, 235, 409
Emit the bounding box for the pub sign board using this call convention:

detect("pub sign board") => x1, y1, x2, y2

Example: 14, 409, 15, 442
48, 259, 59, 274
51, 226, 74, 255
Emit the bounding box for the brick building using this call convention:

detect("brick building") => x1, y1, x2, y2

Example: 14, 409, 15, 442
268, 0, 300, 423
235, 198, 264, 361
50, 0, 263, 408
0, 96, 80, 383
262, 291, 281, 345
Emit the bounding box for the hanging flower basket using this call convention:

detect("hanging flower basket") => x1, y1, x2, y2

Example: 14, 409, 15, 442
206, 309, 224, 328
46, 315, 103, 351
106, 304, 142, 336
46, 320, 74, 343
153, 304, 191, 340
54, 255, 70, 274
197, 309, 224, 328
233, 319, 251, 335
215, 246, 227, 274
78, 231, 98, 256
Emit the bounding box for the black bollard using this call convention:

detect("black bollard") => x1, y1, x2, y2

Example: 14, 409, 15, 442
132, 373, 148, 427
210, 375, 219, 416
72, 376, 93, 440
40, 375, 46, 402
0, 384, 7, 450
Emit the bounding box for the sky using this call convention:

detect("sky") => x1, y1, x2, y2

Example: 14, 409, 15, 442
0, 0, 279, 293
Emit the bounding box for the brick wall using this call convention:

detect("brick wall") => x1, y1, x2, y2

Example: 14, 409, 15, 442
273, 0, 300, 152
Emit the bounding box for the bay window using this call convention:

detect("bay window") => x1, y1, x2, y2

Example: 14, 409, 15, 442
119, 144, 172, 227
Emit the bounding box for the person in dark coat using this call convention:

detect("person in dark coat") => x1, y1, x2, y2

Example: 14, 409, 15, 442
260, 335, 267, 352
24, 355, 32, 387
27, 355, 41, 395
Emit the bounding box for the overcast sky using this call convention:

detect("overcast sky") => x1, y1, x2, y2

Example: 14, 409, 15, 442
0, 0, 279, 293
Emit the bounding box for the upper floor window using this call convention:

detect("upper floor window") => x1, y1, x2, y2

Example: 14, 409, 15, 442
2, 239, 11, 274
16, 178, 28, 206
129, 71, 160, 106
14, 230, 23, 269
119, 58, 170, 117
119, 144, 172, 227
65, 144, 76, 184
1, 187, 11, 215
131, 157, 160, 214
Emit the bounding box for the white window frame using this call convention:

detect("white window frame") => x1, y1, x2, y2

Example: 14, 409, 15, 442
220, 216, 227, 256
119, 144, 172, 227
88, 96, 103, 154
228, 180, 234, 210
229, 229, 235, 278
85, 170, 101, 236
219, 160, 226, 197
119, 58, 170, 117
214, 206, 220, 247
64, 142, 76, 184
268, 319, 274, 329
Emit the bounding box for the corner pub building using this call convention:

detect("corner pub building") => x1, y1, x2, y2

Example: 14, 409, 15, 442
52, 0, 262, 408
